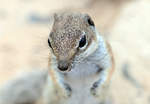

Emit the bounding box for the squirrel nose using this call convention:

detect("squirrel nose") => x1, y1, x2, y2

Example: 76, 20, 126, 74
58, 61, 69, 71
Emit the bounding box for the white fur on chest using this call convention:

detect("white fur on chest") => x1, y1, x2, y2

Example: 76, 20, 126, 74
64, 63, 100, 104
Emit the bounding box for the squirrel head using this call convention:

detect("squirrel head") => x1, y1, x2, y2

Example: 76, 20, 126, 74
48, 12, 98, 72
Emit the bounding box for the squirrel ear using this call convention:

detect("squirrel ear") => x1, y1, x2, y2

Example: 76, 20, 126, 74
53, 13, 58, 21
83, 14, 95, 27
53, 13, 61, 22
52, 13, 59, 27
83, 13, 91, 20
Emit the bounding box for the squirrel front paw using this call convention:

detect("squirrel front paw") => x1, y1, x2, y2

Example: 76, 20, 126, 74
63, 83, 72, 97
90, 81, 99, 97
59, 82, 72, 98
90, 80, 109, 100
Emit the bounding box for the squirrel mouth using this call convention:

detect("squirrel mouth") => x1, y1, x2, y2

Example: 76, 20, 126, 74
57, 60, 73, 72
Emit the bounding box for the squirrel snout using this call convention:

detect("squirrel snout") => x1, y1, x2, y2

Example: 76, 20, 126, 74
58, 60, 70, 71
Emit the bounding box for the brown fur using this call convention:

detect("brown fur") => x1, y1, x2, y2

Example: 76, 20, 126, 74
106, 42, 115, 82
49, 12, 95, 61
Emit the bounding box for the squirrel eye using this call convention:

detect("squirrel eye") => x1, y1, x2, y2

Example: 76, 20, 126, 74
87, 18, 95, 27
48, 39, 52, 48
79, 35, 86, 48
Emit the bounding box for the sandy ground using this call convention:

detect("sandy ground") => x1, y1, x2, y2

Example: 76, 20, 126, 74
0, 0, 150, 104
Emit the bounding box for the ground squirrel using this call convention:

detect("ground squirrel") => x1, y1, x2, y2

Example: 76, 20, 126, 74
0, 11, 114, 104
40, 11, 115, 104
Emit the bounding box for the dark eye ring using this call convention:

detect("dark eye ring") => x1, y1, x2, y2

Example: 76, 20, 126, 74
79, 35, 86, 48
48, 39, 52, 48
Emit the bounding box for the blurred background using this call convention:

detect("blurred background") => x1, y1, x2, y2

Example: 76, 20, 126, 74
0, 0, 150, 104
